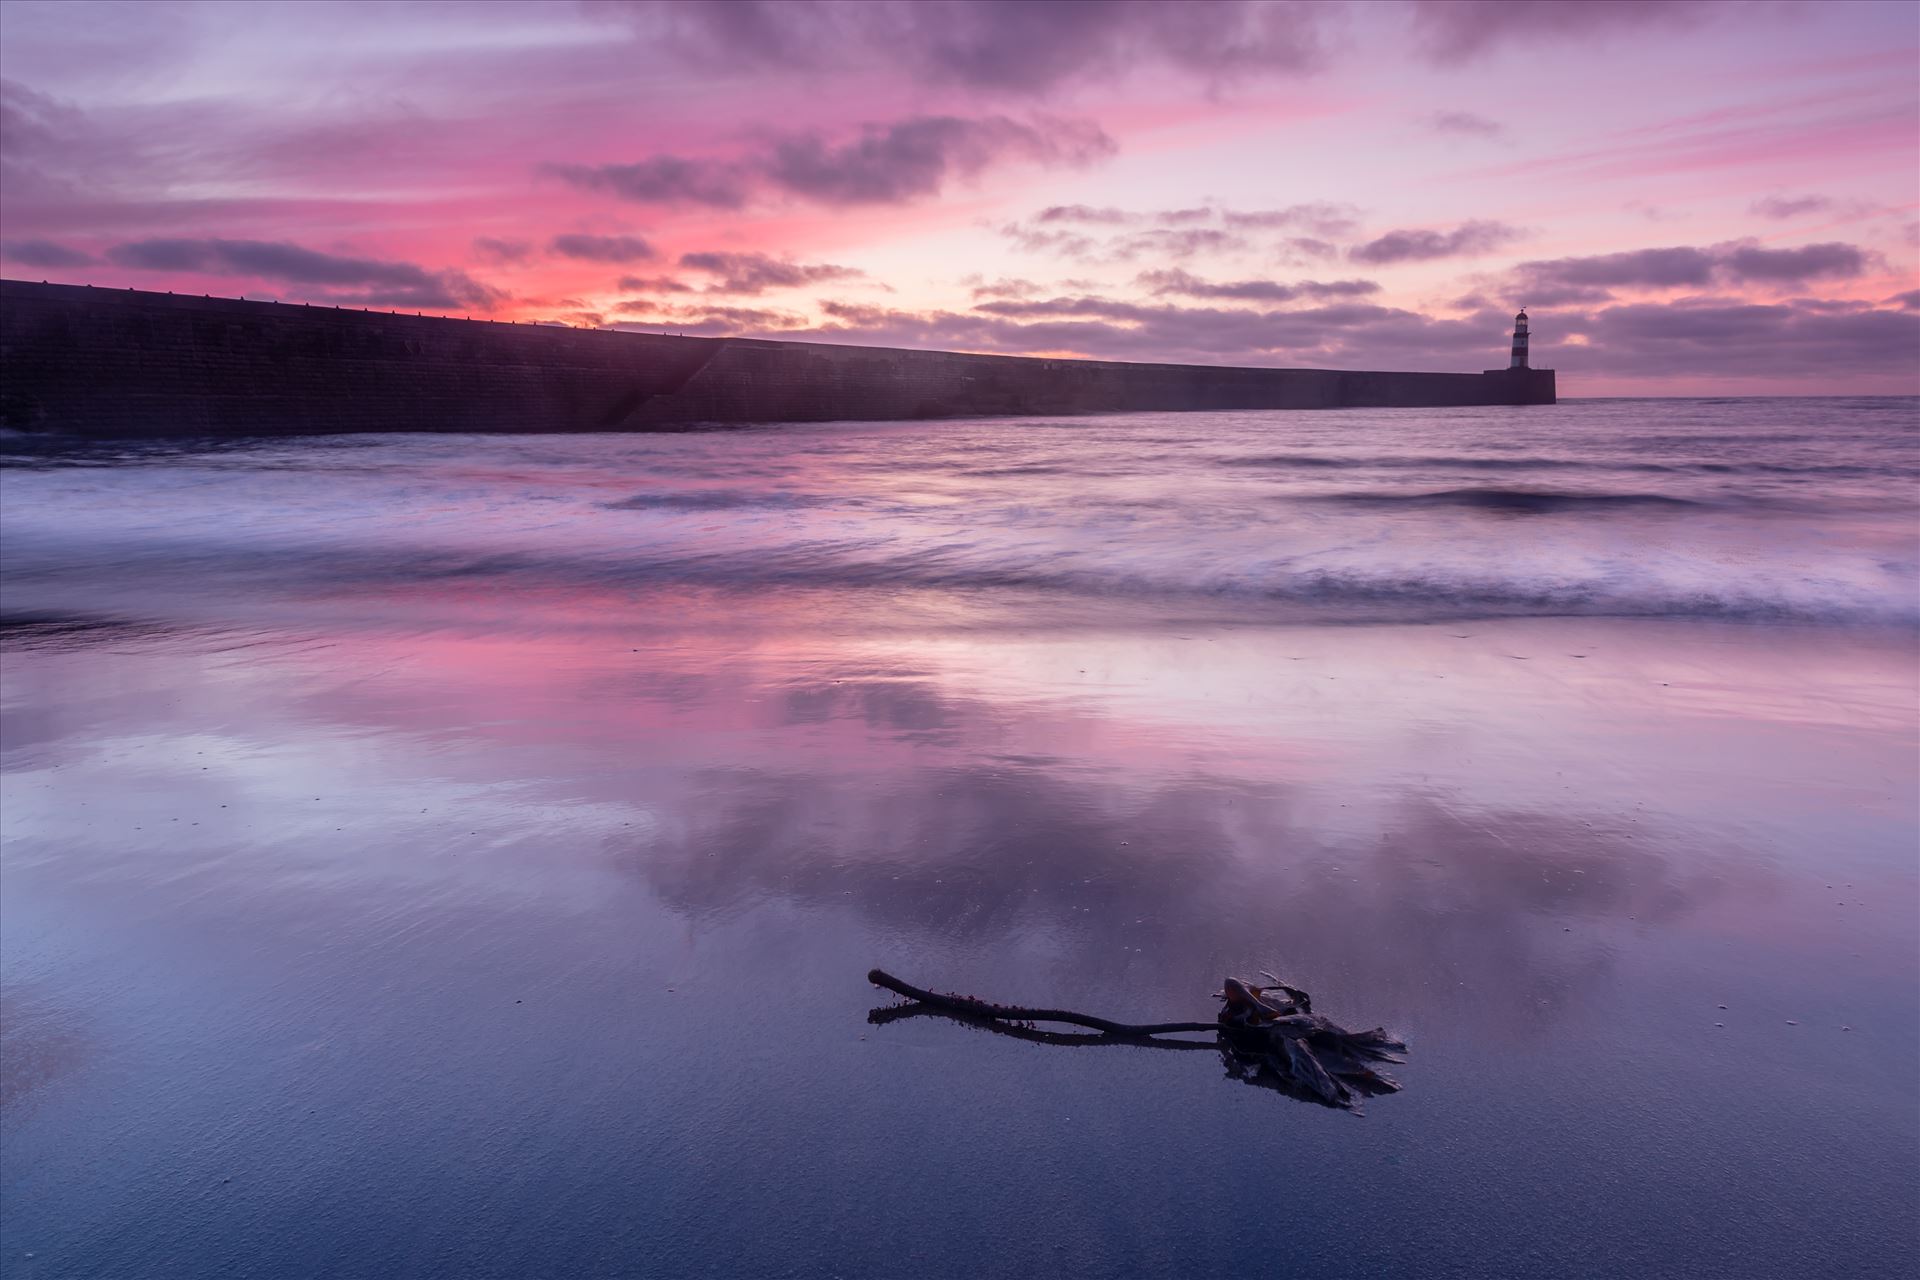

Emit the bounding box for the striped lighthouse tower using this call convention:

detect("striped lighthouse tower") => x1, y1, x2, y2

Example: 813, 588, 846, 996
1508, 308, 1530, 370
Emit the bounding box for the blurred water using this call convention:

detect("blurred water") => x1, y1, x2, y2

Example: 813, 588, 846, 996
1, 399, 1916, 1279
3, 397, 1916, 628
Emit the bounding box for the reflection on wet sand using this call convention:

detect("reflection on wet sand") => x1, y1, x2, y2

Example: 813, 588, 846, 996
624, 761, 1757, 1036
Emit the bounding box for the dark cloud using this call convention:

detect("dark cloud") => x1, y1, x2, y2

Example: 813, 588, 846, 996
543, 156, 750, 209
616, 274, 694, 293
1749, 195, 1835, 220
1424, 110, 1503, 138
472, 237, 532, 264
550, 114, 1111, 210
1512, 241, 1871, 302
1721, 241, 1866, 282
1893, 290, 1920, 311
1138, 268, 1380, 301
1407, 0, 1732, 63
1557, 297, 1919, 379
1349, 220, 1523, 264
548, 233, 656, 263
603, 0, 1334, 93
677, 250, 862, 294
763, 114, 1114, 204
0, 238, 93, 268
99, 237, 503, 308
1516, 246, 1718, 291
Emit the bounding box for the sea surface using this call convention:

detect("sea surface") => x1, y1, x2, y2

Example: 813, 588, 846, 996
2, 397, 1916, 1278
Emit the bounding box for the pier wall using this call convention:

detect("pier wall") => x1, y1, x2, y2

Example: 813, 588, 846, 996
1, 280, 1554, 436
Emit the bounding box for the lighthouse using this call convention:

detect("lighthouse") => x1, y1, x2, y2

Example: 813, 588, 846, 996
1508, 308, 1529, 370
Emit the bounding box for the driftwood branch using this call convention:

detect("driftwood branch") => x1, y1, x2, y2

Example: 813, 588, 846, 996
866, 966, 1409, 1113
867, 969, 1220, 1037
868, 1002, 1223, 1050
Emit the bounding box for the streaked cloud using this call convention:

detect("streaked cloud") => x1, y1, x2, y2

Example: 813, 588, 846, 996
548, 233, 656, 263
0, 238, 93, 268
1424, 110, 1503, 138
678, 251, 863, 294
1349, 220, 1524, 264
551, 114, 1113, 210
100, 237, 503, 308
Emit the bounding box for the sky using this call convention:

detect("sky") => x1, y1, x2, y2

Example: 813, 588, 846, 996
1, 0, 1916, 395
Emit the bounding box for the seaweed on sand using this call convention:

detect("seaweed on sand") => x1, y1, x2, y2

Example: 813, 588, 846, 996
866, 969, 1407, 1113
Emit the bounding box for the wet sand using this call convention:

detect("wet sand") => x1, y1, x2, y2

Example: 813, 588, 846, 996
3, 596, 1915, 1279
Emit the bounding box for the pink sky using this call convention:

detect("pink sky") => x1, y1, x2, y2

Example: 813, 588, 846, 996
2, 0, 1915, 394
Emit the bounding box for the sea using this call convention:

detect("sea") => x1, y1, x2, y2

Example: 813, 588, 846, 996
2, 397, 1916, 1279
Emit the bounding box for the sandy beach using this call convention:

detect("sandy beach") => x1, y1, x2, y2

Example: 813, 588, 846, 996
3, 402, 1916, 1278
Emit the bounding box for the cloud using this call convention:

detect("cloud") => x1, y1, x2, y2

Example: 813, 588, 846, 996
616, 274, 694, 293
0, 78, 89, 201
610, 300, 810, 336
966, 276, 1047, 300
1893, 290, 1920, 311
1424, 110, 1503, 138
550, 113, 1112, 209
1137, 268, 1380, 301
602, 0, 1335, 94
1720, 241, 1867, 281
677, 250, 863, 294
549, 233, 656, 263
1749, 194, 1835, 220
1407, 0, 1733, 64
543, 156, 750, 209
1000, 219, 1252, 263
1349, 220, 1523, 264
1, 238, 94, 268
472, 237, 532, 264
1516, 246, 1719, 292
998, 223, 1100, 258
762, 114, 1114, 205
783, 294, 1512, 370
1035, 204, 1132, 225
1109, 228, 1248, 260
1026, 202, 1359, 237
100, 237, 503, 308
1511, 240, 1872, 302
1220, 203, 1361, 236
1556, 296, 1919, 380
1278, 237, 1340, 263
590, 278, 1918, 388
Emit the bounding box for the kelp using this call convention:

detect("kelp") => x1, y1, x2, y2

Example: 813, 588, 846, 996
866, 968, 1407, 1113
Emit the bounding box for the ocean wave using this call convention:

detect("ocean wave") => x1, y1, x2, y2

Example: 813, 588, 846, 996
1303, 488, 1708, 513
1217, 453, 1912, 478
603, 490, 831, 511
5, 533, 1911, 629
